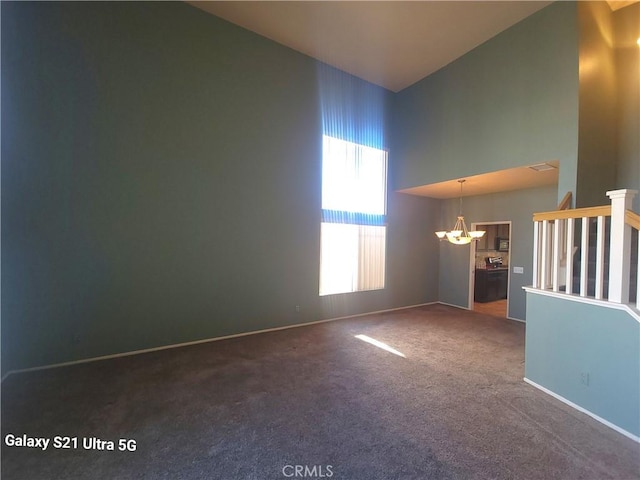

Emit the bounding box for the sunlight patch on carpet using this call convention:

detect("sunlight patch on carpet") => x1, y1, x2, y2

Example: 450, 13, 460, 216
354, 334, 406, 358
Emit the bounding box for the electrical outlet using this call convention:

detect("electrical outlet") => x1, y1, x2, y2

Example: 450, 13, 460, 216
513, 266, 524, 274
295, 305, 301, 312
580, 372, 590, 386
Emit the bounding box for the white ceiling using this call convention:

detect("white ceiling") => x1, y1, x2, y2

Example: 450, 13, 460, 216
189, 1, 552, 92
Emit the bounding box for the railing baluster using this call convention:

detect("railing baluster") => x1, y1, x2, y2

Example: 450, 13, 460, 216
580, 217, 589, 297
595, 216, 605, 300
553, 219, 561, 292
565, 218, 575, 295
541, 220, 549, 289
637, 235, 640, 310
547, 221, 554, 288
532, 221, 540, 288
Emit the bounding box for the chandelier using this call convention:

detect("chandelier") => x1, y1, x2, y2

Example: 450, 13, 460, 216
435, 180, 486, 245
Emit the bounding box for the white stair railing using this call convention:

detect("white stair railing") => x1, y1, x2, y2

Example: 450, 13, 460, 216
532, 189, 639, 309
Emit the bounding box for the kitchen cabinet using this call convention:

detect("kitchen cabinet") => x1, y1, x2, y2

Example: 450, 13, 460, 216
474, 268, 508, 302
477, 224, 509, 252
477, 225, 496, 251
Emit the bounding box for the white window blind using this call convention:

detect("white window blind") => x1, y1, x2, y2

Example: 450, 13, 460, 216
319, 136, 387, 296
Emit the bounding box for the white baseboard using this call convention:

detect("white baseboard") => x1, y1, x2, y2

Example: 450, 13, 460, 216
508, 316, 526, 323
437, 301, 525, 323
523, 377, 640, 443
437, 301, 470, 310
1, 301, 438, 382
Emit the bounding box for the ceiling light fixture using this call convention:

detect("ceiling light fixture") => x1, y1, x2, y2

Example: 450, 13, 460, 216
435, 180, 486, 245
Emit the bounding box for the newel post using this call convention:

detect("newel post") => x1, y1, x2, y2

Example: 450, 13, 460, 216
606, 189, 638, 303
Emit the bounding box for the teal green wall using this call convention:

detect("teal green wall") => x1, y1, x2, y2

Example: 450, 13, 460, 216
576, 2, 619, 207
525, 292, 640, 438
574, 2, 640, 210
438, 185, 557, 320
1, 2, 439, 373
1, 1, 614, 375
392, 2, 579, 207
613, 4, 640, 212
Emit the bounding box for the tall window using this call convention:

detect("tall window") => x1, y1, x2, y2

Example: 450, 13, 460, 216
319, 135, 388, 296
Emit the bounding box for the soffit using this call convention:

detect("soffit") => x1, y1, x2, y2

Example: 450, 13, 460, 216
399, 161, 560, 199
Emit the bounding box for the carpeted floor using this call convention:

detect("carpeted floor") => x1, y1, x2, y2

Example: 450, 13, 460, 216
2, 304, 639, 479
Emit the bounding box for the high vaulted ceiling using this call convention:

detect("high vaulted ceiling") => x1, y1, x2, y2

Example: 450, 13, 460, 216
188, 1, 636, 199
189, 1, 552, 92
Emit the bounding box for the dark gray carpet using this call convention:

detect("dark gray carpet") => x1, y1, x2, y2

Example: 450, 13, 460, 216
2, 304, 639, 479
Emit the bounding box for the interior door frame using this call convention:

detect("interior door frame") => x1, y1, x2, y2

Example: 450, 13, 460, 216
468, 221, 512, 316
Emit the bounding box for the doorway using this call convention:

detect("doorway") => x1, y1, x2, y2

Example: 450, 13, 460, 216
468, 221, 511, 318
